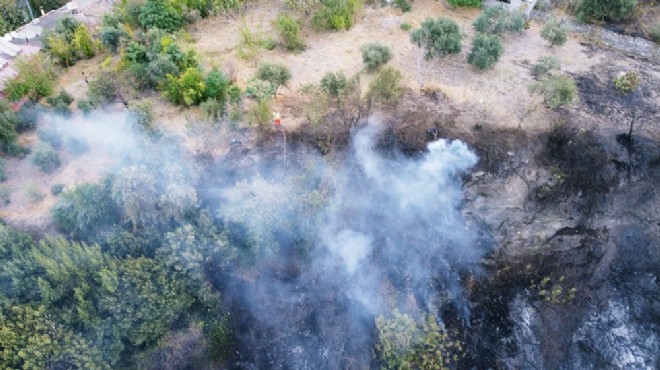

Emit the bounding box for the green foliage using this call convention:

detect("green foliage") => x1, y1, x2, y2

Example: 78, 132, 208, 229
467, 33, 504, 70
362, 43, 393, 72
100, 15, 128, 53
530, 275, 577, 304
651, 23, 660, 44
51, 183, 64, 195
111, 166, 159, 229
246, 99, 273, 126
87, 71, 133, 106
473, 5, 525, 35
0, 1, 30, 35
0, 185, 10, 205
0, 305, 110, 370
164, 67, 207, 106
236, 23, 273, 60
400, 22, 412, 31
541, 19, 569, 47
46, 89, 74, 115
200, 98, 225, 121
320, 71, 349, 98
128, 101, 156, 131
576, 0, 637, 22
4, 53, 58, 102
205, 68, 230, 102
530, 73, 578, 108
0, 159, 6, 182
368, 66, 404, 106
77, 98, 96, 114
36, 125, 62, 148
311, 0, 363, 31
25, 182, 45, 203
446, 0, 482, 7
0, 100, 19, 154
275, 13, 306, 52
410, 18, 462, 61
51, 184, 117, 239
255, 63, 292, 95
73, 24, 97, 59
29, 142, 61, 173
613, 71, 640, 93
139, 0, 184, 32
395, 0, 412, 12
299, 83, 329, 125
532, 56, 561, 77
320, 71, 367, 127
15, 101, 44, 132
245, 78, 277, 102
375, 310, 462, 370
44, 17, 96, 65
146, 54, 180, 88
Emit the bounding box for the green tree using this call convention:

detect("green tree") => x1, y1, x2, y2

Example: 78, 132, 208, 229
411, 18, 462, 61
164, 67, 207, 106
576, 0, 637, 22
447, 0, 482, 7
530, 73, 578, 108
4, 53, 58, 102
51, 182, 117, 240
0, 305, 110, 370
0, 100, 19, 154
29, 142, 61, 173
362, 42, 393, 72
467, 33, 504, 70
255, 63, 292, 96
541, 19, 569, 47
139, 0, 184, 32
73, 24, 96, 59
367, 66, 404, 106
47, 33, 76, 66
532, 56, 561, 77
473, 5, 525, 35
205, 68, 230, 102
311, 0, 363, 31
110, 165, 159, 229
275, 13, 306, 52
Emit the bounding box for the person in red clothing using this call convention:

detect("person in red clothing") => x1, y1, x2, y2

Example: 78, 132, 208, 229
273, 112, 282, 127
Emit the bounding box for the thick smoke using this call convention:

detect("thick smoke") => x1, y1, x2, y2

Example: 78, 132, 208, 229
218, 124, 488, 369
31, 109, 488, 368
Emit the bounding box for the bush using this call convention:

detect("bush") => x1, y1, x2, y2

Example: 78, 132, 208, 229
613, 71, 640, 93
129, 101, 156, 131
146, 55, 180, 88
395, 0, 412, 12
245, 79, 276, 102
467, 33, 504, 70
100, 26, 127, 53
530, 74, 578, 108
246, 99, 273, 127
52, 182, 117, 239
15, 102, 45, 132
255, 63, 291, 95
400, 22, 412, 31
0, 100, 18, 153
0, 184, 10, 205
37, 126, 63, 149
72, 24, 96, 59
411, 18, 462, 61
46, 89, 74, 116
30, 142, 61, 173
51, 183, 64, 195
320, 71, 349, 98
447, 0, 482, 7
368, 67, 404, 106
4, 53, 58, 102
139, 0, 184, 32
577, 0, 637, 23
200, 98, 225, 121
532, 56, 561, 77
651, 23, 660, 44
311, 0, 363, 31
275, 14, 306, 52
77, 99, 96, 114
164, 68, 207, 106
25, 182, 45, 203
362, 43, 393, 72
541, 20, 569, 47
205, 69, 230, 102
0, 159, 6, 182
473, 5, 525, 35
87, 71, 133, 106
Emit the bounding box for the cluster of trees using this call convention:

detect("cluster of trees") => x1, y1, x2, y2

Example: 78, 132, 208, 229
44, 17, 98, 67
0, 0, 69, 34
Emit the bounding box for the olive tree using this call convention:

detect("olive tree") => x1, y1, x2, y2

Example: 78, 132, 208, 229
410, 17, 461, 88
541, 19, 570, 47
4, 53, 58, 102
467, 33, 504, 70
255, 63, 292, 96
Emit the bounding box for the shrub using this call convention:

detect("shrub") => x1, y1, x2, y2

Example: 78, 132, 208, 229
613, 71, 640, 93
400, 22, 412, 31
245, 79, 276, 102
77, 99, 96, 114
299, 83, 329, 125
467, 33, 504, 70
4, 53, 58, 102
51, 183, 64, 195
541, 20, 569, 47
530, 74, 578, 108
37, 126, 63, 149
129, 101, 156, 131
411, 18, 462, 61
72, 24, 96, 59
447, 0, 482, 7
0, 159, 6, 182
15, 102, 45, 132
473, 5, 525, 35
139, 0, 184, 32
0, 100, 19, 153
246, 99, 273, 127
576, 0, 637, 23
30, 142, 61, 173
0, 184, 10, 205
362, 43, 393, 72
311, 0, 363, 31
320, 71, 349, 98
651, 23, 660, 44
275, 14, 306, 52
164, 67, 207, 106
25, 182, 45, 203
200, 98, 225, 121
205, 69, 230, 102
532, 56, 561, 77
100, 26, 127, 53
46, 89, 74, 115
52, 182, 116, 239
87, 71, 133, 106
367, 66, 404, 106
146, 55, 180, 88
255, 63, 291, 95
395, 0, 412, 12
